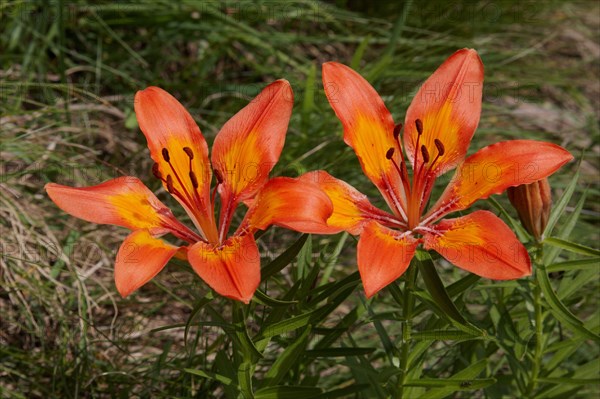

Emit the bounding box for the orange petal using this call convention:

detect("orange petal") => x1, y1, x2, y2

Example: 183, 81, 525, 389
322, 62, 407, 219
403, 49, 484, 175
115, 229, 180, 297
187, 233, 260, 303
299, 171, 402, 235
135, 86, 216, 241
211, 80, 293, 204
427, 140, 573, 221
46, 177, 173, 234
357, 221, 418, 298
243, 176, 334, 234
422, 210, 531, 280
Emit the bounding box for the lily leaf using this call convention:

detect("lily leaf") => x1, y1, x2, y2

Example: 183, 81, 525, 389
543, 237, 600, 257
537, 265, 600, 343
416, 250, 485, 337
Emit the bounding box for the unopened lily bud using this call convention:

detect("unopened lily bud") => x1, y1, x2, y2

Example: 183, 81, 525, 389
507, 178, 552, 241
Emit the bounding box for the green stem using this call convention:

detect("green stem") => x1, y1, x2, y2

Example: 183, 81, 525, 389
398, 263, 418, 397
526, 245, 545, 396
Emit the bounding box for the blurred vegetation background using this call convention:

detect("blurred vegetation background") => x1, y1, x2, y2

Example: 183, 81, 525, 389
1, 0, 598, 398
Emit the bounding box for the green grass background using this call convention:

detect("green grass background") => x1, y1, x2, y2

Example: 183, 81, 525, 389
1, 1, 598, 398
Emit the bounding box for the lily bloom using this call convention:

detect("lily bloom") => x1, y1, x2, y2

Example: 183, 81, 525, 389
307, 49, 573, 298
46, 80, 332, 303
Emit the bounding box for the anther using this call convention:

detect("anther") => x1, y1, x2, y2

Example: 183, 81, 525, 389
421, 145, 430, 163
152, 163, 162, 179
166, 175, 175, 193
183, 147, 194, 160
162, 148, 170, 162
189, 171, 199, 189
214, 169, 223, 184
415, 119, 423, 135
434, 139, 445, 156
386, 147, 395, 160
393, 123, 403, 140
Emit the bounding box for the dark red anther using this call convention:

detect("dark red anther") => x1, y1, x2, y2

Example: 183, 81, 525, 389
189, 171, 199, 189
393, 123, 403, 140
152, 163, 162, 179
421, 145, 430, 163
162, 148, 170, 162
415, 119, 423, 135
386, 147, 395, 160
183, 147, 194, 160
166, 175, 175, 193
434, 139, 445, 156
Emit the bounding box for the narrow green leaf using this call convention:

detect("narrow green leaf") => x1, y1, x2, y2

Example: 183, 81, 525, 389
232, 304, 263, 363
313, 384, 370, 399
537, 360, 600, 398
416, 359, 489, 399
302, 62, 316, 116
305, 347, 376, 357
546, 257, 600, 273
314, 305, 364, 350
309, 271, 361, 305
417, 251, 465, 324
261, 327, 311, 387
184, 368, 233, 386
406, 378, 496, 389
537, 377, 599, 385
237, 361, 254, 399
362, 296, 397, 366
544, 190, 586, 265
544, 166, 580, 238
411, 330, 487, 342
416, 250, 484, 337
537, 266, 600, 342
255, 280, 357, 341
254, 386, 322, 399
350, 35, 371, 70
253, 289, 298, 307
184, 291, 214, 346
215, 351, 239, 399
543, 237, 600, 257
261, 234, 308, 280
318, 232, 349, 286
296, 234, 312, 280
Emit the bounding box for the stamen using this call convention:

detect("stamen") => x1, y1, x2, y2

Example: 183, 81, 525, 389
152, 163, 162, 180
162, 148, 170, 162
386, 147, 395, 160
415, 119, 423, 135
421, 145, 430, 163
413, 119, 423, 172
386, 147, 412, 202
393, 123, 403, 140
434, 139, 445, 156
183, 147, 194, 160
166, 175, 175, 193
189, 171, 199, 189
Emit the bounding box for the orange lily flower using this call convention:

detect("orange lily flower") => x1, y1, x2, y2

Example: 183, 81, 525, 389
46, 80, 332, 303
307, 49, 573, 298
